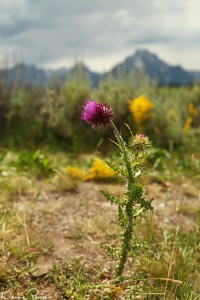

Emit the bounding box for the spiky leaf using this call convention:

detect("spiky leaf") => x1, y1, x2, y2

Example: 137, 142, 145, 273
101, 190, 122, 205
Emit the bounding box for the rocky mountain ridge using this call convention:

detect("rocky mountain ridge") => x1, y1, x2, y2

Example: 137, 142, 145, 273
0, 49, 198, 87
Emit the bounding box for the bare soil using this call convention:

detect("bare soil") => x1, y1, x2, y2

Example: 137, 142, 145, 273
3, 178, 200, 298
15, 179, 200, 274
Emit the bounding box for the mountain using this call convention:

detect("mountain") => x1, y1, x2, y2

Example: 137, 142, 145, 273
110, 49, 195, 85
0, 63, 100, 88
0, 50, 197, 87
189, 71, 200, 81
0, 63, 49, 87
68, 64, 101, 87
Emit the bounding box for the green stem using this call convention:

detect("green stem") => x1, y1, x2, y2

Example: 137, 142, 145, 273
115, 207, 133, 277
110, 121, 133, 181
110, 120, 125, 150
110, 121, 134, 278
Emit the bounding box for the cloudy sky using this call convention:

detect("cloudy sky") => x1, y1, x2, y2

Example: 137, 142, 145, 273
0, 0, 199, 72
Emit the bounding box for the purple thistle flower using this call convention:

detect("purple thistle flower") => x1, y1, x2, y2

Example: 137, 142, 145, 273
81, 99, 113, 127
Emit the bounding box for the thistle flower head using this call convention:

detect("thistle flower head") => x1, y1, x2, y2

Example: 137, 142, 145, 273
130, 134, 151, 150
81, 99, 113, 127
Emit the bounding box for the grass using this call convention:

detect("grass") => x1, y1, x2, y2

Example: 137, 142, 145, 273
0, 148, 199, 299
51, 221, 200, 299
52, 217, 200, 299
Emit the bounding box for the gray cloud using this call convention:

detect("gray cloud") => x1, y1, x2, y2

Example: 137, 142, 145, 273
0, 0, 199, 70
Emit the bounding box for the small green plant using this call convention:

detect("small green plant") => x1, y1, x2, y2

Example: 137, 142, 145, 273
14, 149, 53, 177
82, 99, 153, 279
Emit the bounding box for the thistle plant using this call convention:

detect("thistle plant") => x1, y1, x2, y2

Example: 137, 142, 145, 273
82, 99, 153, 278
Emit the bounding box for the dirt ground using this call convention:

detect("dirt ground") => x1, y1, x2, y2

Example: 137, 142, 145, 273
5, 178, 200, 298
14, 179, 200, 272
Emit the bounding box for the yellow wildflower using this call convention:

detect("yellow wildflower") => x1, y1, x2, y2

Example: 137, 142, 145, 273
183, 117, 193, 133
88, 158, 116, 179
183, 103, 197, 134
66, 158, 116, 181
129, 95, 153, 129
188, 103, 197, 117
66, 166, 89, 181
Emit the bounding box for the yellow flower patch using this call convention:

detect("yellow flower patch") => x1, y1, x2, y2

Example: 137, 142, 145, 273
188, 103, 197, 117
66, 158, 116, 181
183, 117, 193, 133
129, 95, 153, 129
88, 158, 116, 179
66, 166, 89, 181
183, 103, 197, 134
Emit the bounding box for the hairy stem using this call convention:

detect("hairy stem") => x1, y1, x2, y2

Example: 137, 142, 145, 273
115, 203, 133, 277
110, 121, 134, 278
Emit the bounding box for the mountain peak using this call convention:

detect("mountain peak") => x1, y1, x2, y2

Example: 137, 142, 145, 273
133, 49, 167, 67
111, 49, 194, 85
134, 49, 157, 58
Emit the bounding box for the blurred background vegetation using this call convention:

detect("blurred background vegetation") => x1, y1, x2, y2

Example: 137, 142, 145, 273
0, 64, 199, 154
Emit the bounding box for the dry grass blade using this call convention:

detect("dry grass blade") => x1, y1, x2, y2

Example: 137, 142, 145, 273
164, 225, 180, 299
